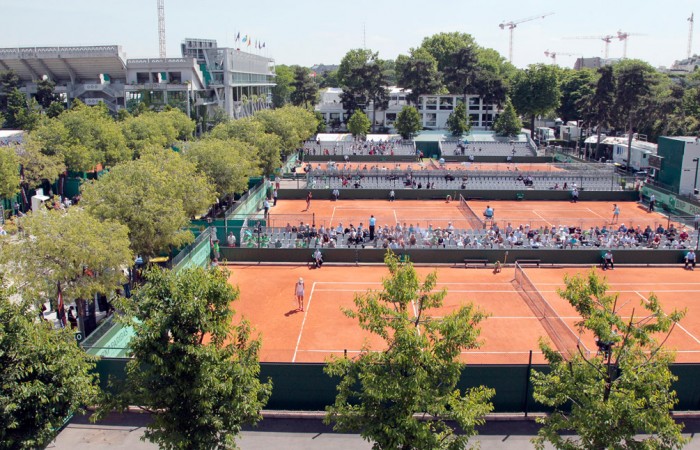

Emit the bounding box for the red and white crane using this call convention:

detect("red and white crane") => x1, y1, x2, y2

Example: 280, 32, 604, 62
499, 12, 554, 63
688, 13, 695, 59
544, 50, 576, 66
564, 34, 616, 58
616, 30, 644, 59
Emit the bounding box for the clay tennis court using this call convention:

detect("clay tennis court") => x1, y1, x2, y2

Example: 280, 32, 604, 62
227, 265, 700, 365
266, 199, 681, 232
294, 161, 565, 173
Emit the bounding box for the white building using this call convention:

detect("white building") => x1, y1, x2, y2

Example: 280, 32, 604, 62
315, 87, 500, 132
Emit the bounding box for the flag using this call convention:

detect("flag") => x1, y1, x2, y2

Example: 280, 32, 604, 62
242, 35, 247, 43
57, 282, 66, 328
247, 38, 251, 47
262, 42, 266, 48
235, 32, 240, 42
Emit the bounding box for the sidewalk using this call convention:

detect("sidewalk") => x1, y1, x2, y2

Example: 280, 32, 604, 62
50, 411, 700, 450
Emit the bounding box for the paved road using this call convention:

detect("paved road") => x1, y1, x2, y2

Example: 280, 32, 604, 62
50, 412, 700, 450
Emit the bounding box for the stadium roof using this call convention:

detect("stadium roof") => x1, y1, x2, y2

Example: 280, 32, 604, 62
0, 46, 127, 83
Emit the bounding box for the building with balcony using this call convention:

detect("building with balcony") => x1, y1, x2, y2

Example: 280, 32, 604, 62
0, 38, 275, 120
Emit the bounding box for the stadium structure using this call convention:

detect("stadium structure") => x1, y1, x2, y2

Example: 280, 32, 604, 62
0, 38, 275, 119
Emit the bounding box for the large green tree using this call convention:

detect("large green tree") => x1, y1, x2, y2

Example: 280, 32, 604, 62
271, 64, 295, 107
446, 101, 470, 136
290, 66, 319, 109
0, 281, 99, 450
209, 117, 282, 176
581, 66, 616, 160
339, 54, 389, 131
103, 267, 272, 450
0, 146, 20, 199
337, 49, 375, 87
418, 32, 477, 73
81, 148, 215, 257
183, 138, 258, 198
614, 60, 657, 169
558, 68, 596, 124
532, 270, 687, 450
347, 109, 371, 138
511, 64, 561, 135
493, 97, 522, 137
34, 78, 59, 109
325, 253, 494, 449
394, 105, 422, 140
253, 106, 317, 154
395, 48, 443, 105
4, 89, 41, 131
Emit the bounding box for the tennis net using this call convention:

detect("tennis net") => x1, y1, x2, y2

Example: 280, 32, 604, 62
513, 262, 580, 357
458, 195, 485, 230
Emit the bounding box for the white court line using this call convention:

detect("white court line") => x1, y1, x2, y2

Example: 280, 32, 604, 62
535, 282, 700, 286
297, 349, 545, 355
393, 209, 398, 224
329, 206, 336, 228
292, 282, 316, 363
587, 208, 607, 220
532, 210, 553, 227
312, 281, 516, 285
313, 289, 524, 293
635, 291, 700, 345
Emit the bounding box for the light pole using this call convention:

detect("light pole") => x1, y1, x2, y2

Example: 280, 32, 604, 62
693, 158, 699, 195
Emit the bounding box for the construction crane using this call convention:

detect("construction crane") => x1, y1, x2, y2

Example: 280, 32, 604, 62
544, 50, 576, 66
564, 34, 615, 58
616, 30, 644, 58
499, 12, 554, 63
157, 0, 166, 58
689, 13, 695, 59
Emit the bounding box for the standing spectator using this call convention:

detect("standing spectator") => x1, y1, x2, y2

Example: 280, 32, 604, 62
603, 250, 614, 270
212, 239, 220, 260
294, 278, 305, 311
332, 188, 340, 201
685, 250, 696, 270
369, 215, 376, 241
263, 198, 270, 219
694, 213, 700, 230
304, 192, 313, 211
273, 189, 278, 206
227, 232, 237, 247
389, 189, 395, 202
611, 204, 620, 224
649, 194, 656, 212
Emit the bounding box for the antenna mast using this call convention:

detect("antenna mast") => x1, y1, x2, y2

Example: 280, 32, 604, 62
158, 0, 166, 58
689, 13, 695, 59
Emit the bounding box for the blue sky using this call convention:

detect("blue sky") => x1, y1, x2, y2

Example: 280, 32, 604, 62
0, 0, 696, 69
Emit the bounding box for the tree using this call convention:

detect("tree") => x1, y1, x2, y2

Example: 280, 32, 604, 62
493, 97, 521, 137
0, 146, 20, 199
16, 136, 65, 188
446, 101, 470, 136
46, 101, 65, 118
394, 105, 422, 139
318, 69, 339, 89
582, 66, 616, 160
209, 117, 283, 176
253, 106, 317, 154
271, 64, 295, 107
4, 89, 40, 130
418, 32, 477, 73
34, 78, 59, 109
531, 270, 687, 450
614, 60, 656, 169
511, 64, 561, 135
81, 149, 215, 257
558, 68, 596, 124
347, 109, 371, 138
0, 281, 99, 450
5, 208, 132, 309
0, 70, 21, 113
290, 66, 319, 109
121, 111, 177, 156
395, 49, 443, 105
183, 138, 258, 198
325, 253, 494, 449
337, 49, 375, 87
103, 267, 272, 450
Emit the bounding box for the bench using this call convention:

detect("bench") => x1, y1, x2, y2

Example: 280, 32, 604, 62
464, 259, 488, 268
516, 259, 541, 267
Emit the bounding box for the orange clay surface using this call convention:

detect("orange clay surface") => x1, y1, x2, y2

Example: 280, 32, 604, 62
293, 162, 564, 173
266, 199, 681, 232
227, 265, 700, 365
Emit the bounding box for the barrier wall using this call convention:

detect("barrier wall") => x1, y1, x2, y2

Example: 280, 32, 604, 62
94, 359, 700, 412
221, 247, 687, 265
277, 189, 639, 202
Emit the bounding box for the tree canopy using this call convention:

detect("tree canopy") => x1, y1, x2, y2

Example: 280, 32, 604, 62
183, 138, 258, 198
493, 97, 522, 137
532, 270, 687, 450
0, 281, 99, 450
347, 109, 371, 138
446, 101, 470, 136
394, 105, 422, 140
102, 267, 272, 450
325, 252, 494, 449
0, 146, 20, 199
290, 66, 319, 109
81, 148, 214, 257
511, 64, 561, 134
